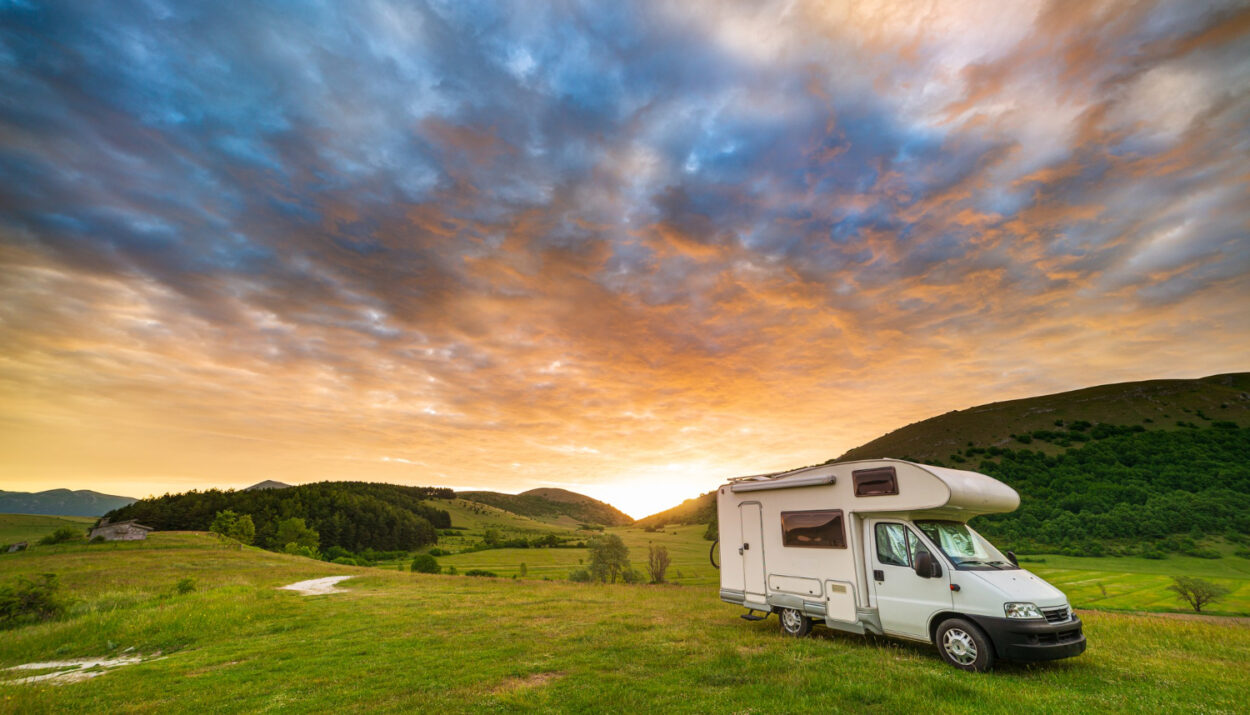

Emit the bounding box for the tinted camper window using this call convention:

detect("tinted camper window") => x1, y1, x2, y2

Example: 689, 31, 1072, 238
780, 510, 846, 549
853, 467, 898, 496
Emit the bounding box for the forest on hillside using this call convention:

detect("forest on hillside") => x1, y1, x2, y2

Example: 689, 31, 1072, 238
105, 482, 453, 552
960, 424, 1250, 555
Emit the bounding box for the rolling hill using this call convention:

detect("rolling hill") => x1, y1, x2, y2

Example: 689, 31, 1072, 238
456, 488, 632, 527
634, 491, 716, 529
638, 373, 1250, 555
0, 488, 137, 516
837, 372, 1250, 463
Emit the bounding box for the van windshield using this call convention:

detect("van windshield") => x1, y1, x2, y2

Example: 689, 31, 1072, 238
913, 520, 1018, 570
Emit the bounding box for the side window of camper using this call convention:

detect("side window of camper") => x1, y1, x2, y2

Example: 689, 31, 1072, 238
854, 467, 899, 496
780, 510, 846, 548
875, 523, 910, 566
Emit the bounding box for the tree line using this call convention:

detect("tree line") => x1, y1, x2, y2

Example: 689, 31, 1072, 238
104, 482, 453, 552
958, 425, 1250, 555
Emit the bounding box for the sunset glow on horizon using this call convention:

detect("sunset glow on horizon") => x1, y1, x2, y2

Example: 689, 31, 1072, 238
2, 1, 1248, 518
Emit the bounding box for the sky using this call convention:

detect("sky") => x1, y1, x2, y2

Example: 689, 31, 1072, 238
1, 1, 1248, 518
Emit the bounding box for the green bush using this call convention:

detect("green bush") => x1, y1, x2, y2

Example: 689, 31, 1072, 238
1233, 549, 1250, 559
38, 527, 82, 546
1184, 548, 1222, 560
446, 566, 459, 575
0, 573, 69, 628
568, 568, 591, 582
411, 554, 440, 573
464, 569, 496, 577
1141, 550, 1168, 560
176, 578, 196, 594
332, 556, 358, 566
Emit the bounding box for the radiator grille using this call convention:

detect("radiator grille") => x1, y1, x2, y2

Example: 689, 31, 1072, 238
1042, 606, 1070, 624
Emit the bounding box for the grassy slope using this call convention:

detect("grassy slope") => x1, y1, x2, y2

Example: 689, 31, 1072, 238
634, 492, 716, 528
435, 498, 569, 533
455, 489, 633, 527
0, 514, 96, 546
838, 372, 1250, 463
2, 535, 1249, 713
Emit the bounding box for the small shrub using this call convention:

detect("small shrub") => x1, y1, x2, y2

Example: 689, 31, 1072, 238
0, 573, 69, 628
1233, 549, 1250, 559
1141, 550, 1167, 560
38, 527, 82, 546
446, 566, 459, 575
427, 548, 448, 557
283, 543, 320, 559
518, 562, 528, 577
411, 554, 440, 574
464, 569, 496, 577
176, 578, 196, 594
621, 568, 644, 584
332, 556, 358, 566
568, 568, 591, 582
1186, 548, 1222, 560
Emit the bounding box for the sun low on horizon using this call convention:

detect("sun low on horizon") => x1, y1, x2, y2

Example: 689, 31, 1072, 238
1, 1, 1248, 520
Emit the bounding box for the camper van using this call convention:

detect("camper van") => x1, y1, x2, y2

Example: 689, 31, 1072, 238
716, 458, 1085, 671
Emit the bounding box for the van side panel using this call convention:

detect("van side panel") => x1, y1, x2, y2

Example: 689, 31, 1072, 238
717, 487, 745, 598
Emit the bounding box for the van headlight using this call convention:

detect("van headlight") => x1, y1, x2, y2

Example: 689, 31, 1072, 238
1003, 602, 1043, 619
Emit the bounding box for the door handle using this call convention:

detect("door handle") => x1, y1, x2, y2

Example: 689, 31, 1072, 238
738, 542, 749, 555
874, 569, 884, 581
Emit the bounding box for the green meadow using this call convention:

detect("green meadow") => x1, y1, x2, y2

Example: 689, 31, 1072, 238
3, 532, 1250, 712
0, 515, 95, 547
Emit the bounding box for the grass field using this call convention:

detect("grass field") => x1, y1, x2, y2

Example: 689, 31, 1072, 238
0, 514, 96, 547
2, 532, 1249, 713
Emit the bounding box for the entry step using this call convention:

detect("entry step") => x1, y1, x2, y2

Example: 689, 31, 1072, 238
740, 610, 768, 621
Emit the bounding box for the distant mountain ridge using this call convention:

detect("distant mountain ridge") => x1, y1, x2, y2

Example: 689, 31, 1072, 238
243, 480, 291, 491
0, 488, 137, 516
838, 372, 1250, 464
456, 488, 633, 526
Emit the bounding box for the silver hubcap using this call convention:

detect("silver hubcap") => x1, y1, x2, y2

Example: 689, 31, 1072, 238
781, 609, 803, 633
943, 628, 978, 665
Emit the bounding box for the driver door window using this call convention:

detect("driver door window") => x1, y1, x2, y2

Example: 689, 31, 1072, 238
875, 523, 909, 566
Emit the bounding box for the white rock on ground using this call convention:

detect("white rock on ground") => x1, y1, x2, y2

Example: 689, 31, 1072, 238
5, 655, 156, 685
279, 576, 355, 595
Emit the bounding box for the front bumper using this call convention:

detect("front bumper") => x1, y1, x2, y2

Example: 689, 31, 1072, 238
968, 613, 1086, 662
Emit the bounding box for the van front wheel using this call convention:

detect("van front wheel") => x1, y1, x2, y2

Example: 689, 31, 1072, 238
935, 618, 994, 672
778, 608, 811, 637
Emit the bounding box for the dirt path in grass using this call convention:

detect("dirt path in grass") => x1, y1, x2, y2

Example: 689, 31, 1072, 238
279, 576, 355, 595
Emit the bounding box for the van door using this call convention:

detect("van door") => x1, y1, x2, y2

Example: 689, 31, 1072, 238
739, 503, 766, 603
868, 519, 952, 640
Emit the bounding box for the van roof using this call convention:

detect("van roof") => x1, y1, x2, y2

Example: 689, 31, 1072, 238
725, 458, 1020, 517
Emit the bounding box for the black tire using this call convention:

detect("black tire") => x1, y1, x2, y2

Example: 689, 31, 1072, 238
935, 618, 995, 672
778, 607, 812, 637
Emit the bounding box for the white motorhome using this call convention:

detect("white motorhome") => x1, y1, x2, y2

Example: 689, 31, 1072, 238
716, 458, 1085, 671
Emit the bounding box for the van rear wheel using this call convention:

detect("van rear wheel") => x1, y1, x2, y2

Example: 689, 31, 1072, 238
935, 618, 995, 672
778, 608, 812, 637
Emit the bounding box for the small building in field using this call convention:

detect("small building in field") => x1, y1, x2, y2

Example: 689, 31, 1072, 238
89, 518, 152, 542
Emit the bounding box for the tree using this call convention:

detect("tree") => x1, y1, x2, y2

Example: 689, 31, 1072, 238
274, 517, 319, 550
210, 510, 255, 544
482, 529, 501, 547
1167, 576, 1231, 613
588, 534, 630, 583
38, 527, 82, 546
411, 554, 440, 574
647, 545, 671, 584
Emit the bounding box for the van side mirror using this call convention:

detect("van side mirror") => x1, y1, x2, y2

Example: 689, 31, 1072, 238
913, 551, 941, 579
1006, 550, 1018, 566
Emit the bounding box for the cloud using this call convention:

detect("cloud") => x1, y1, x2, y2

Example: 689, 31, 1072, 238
0, 0, 1247, 509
